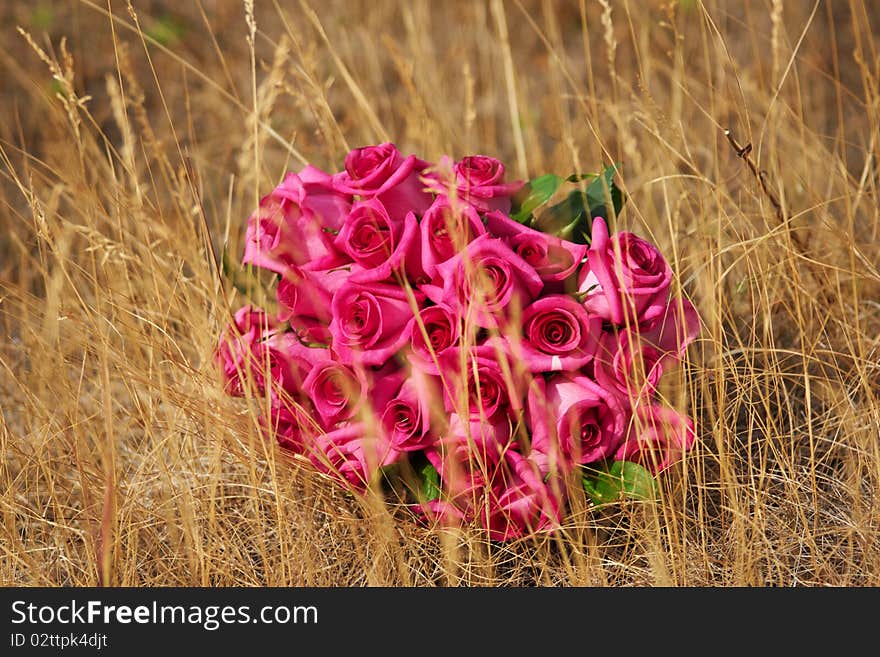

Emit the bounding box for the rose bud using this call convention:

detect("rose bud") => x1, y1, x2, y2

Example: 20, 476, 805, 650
431, 235, 543, 329
614, 404, 697, 474
409, 303, 461, 374
527, 374, 626, 472
329, 279, 424, 366
302, 359, 368, 429
420, 198, 487, 281
578, 217, 672, 326
506, 295, 602, 373
332, 142, 432, 221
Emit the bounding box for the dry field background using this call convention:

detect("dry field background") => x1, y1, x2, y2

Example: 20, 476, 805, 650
1, 0, 878, 586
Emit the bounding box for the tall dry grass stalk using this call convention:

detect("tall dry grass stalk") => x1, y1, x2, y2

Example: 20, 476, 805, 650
1, 0, 878, 586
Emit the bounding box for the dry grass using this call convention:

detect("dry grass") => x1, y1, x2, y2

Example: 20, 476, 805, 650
1, 0, 878, 586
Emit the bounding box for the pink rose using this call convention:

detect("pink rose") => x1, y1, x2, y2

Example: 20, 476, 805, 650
285, 316, 332, 347
216, 306, 278, 394
416, 499, 468, 528
426, 416, 509, 513
277, 266, 350, 345
380, 374, 440, 452
593, 296, 700, 402
302, 360, 368, 429
277, 267, 333, 323
272, 165, 352, 232
482, 450, 563, 541
420, 198, 486, 281
506, 295, 602, 372
452, 155, 524, 213
485, 211, 587, 288
439, 346, 526, 424
329, 279, 424, 366
268, 332, 332, 397
409, 303, 461, 374
615, 404, 696, 474
332, 142, 432, 221
267, 402, 319, 455
527, 374, 626, 472
430, 235, 543, 329
364, 361, 408, 423
242, 172, 349, 274
309, 422, 400, 492
638, 296, 701, 359
443, 406, 514, 452
215, 306, 320, 398
578, 217, 672, 325
593, 329, 665, 403
334, 202, 422, 284
333, 199, 398, 269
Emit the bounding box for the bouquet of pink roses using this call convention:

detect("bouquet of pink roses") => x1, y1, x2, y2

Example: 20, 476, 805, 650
217, 143, 700, 541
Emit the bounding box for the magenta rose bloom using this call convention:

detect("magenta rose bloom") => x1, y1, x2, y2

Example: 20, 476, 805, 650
485, 211, 587, 289
242, 168, 350, 274
420, 198, 487, 281
426, 415, 509, 513
578, 217, 672, 325
309, 422, 400, 492
442, 405, 515, 453
277, 267, 333, 323
615, 404, 697, 474
272, 165, 353, 232
334, 202, 422, 284
594, 295, 700, 402
277, 266, 350, 345
593, 328, 665, 403
638, 296, 701, 359
215, 306, 322, 399
267, 402, 320, 455
430, 235, 543, 329
438, 346, 526, 424
380, 374, 440, 452
527, 374, 626, 473
416, 498, 469, 529
506, 295, 602, 372
302, 360, 368, 429
452, 155, 524, 213
329, 279, 424, 366
332, 142, 432, 221
334, 199, 399, 269
409, 303, 461, 374
482, 450, 564, 541
267, 332, 332, 397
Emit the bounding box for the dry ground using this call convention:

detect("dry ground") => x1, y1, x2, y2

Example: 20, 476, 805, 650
1, 0, 878, 585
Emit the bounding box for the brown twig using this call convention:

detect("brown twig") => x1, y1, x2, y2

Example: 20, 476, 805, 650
725, 128, 833, 306
725, 128, 808, 253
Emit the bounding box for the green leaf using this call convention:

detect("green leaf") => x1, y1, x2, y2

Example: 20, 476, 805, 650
531, 163, 624, 244
531, 189, 591, 243
31, 4, 54, 30
510, 173, 600, 224
533, 163, 624, 244
510, 174, 564, 223
584, 162, 624, 222
582, 460, 657, 507
420, 460, 441, 502
146, 14, 187, 47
